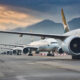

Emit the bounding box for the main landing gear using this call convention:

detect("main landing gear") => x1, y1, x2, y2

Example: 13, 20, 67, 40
47, 51, 54, 56
28, 49, 33, 56
28, 53, 33, 56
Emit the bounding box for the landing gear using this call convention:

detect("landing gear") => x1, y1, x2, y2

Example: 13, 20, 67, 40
28, 54, 33, 56
72, 55, 80, 59
36, 51, 39, 54
28, 49, 33, 56
52, 50, 55, 56
47, 51, 54, 56
47, 53, 52, 56
16, 50, 22, 55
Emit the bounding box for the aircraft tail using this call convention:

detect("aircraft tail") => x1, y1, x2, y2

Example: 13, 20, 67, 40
61, 8, 70, 33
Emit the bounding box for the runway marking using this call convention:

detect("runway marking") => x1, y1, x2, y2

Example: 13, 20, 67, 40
37, 61, 80, 72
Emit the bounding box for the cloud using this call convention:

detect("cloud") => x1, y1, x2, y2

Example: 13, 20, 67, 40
0, 0, 80, 11
0, 0, 80, 30
0, 5, 41, 30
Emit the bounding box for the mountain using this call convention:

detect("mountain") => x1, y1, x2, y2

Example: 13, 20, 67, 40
68, 17, 80, 30
13, 19, 64, 34
13, 17, 80, 34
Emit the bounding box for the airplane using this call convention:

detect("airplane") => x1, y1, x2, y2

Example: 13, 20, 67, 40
0, 9, 80, 59
0, 47, 23, 55
0, 38, 59, 56
0, 47, 13, 55
23, 38, 59, 56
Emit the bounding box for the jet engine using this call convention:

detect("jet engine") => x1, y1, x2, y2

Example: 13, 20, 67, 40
13, 47, 23, 55
62, 36, 80, 55
7, 51, 13, 55
13, 50, 17, 54
23, 47, 29, 54
57, 47, 64, 54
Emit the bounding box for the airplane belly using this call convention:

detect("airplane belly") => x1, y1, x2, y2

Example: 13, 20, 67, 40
39, 45, 54, 51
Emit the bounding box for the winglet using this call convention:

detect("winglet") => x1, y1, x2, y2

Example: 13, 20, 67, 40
61, 8, 70, 33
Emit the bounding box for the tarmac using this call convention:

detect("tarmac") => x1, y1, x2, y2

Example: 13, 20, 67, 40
0, 55, 80, 80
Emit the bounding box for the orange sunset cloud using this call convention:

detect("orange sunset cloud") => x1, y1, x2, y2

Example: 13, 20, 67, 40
0, 5, 41, 30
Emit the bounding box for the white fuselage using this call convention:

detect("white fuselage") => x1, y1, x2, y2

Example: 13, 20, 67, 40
28, 38, 59, 52
64, 29, 80, 36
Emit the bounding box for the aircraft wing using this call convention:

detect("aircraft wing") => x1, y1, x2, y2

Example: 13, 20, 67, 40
0, 47, 13, 50
0, 43, 24, 47
0, 31, 68, 40
0, 43, 39, 50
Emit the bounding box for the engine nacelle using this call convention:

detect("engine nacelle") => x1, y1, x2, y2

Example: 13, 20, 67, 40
23, 48, 29, 54
57, 47, 64, 54
12, 47, 23, 55
13, 50, 17, 54
7, 51, 10, 54
62, 36, 80, 55
7, 51, 13, 55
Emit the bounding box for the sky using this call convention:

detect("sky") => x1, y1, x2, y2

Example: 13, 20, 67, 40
0, 0, 80, 30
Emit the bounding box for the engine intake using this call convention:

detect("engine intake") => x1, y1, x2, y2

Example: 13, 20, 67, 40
13, 50, 16, 54
23, 48, 28, 54
57, 48, 64, 54
62, 36, 80, 55
70, 37, 80, 54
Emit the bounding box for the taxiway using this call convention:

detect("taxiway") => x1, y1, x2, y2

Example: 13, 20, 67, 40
0, 55, 80, 80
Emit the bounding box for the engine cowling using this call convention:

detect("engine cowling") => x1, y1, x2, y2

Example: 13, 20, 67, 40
13, 50, 17, 54
7, 51, 12, 55
23, 48, 29, 54
57, 48, 64, 54
62, 36, 80, 55
7, 51, 10, 54
13, 50, 22, 55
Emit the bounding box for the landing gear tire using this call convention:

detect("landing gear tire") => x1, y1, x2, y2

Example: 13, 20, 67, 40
17, 54, 19, 55
47, 53, 52, 56
10, 53, 12, 55
72, 55, 80, 60
17, 53, 20, 55
28, 54, 33, 56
